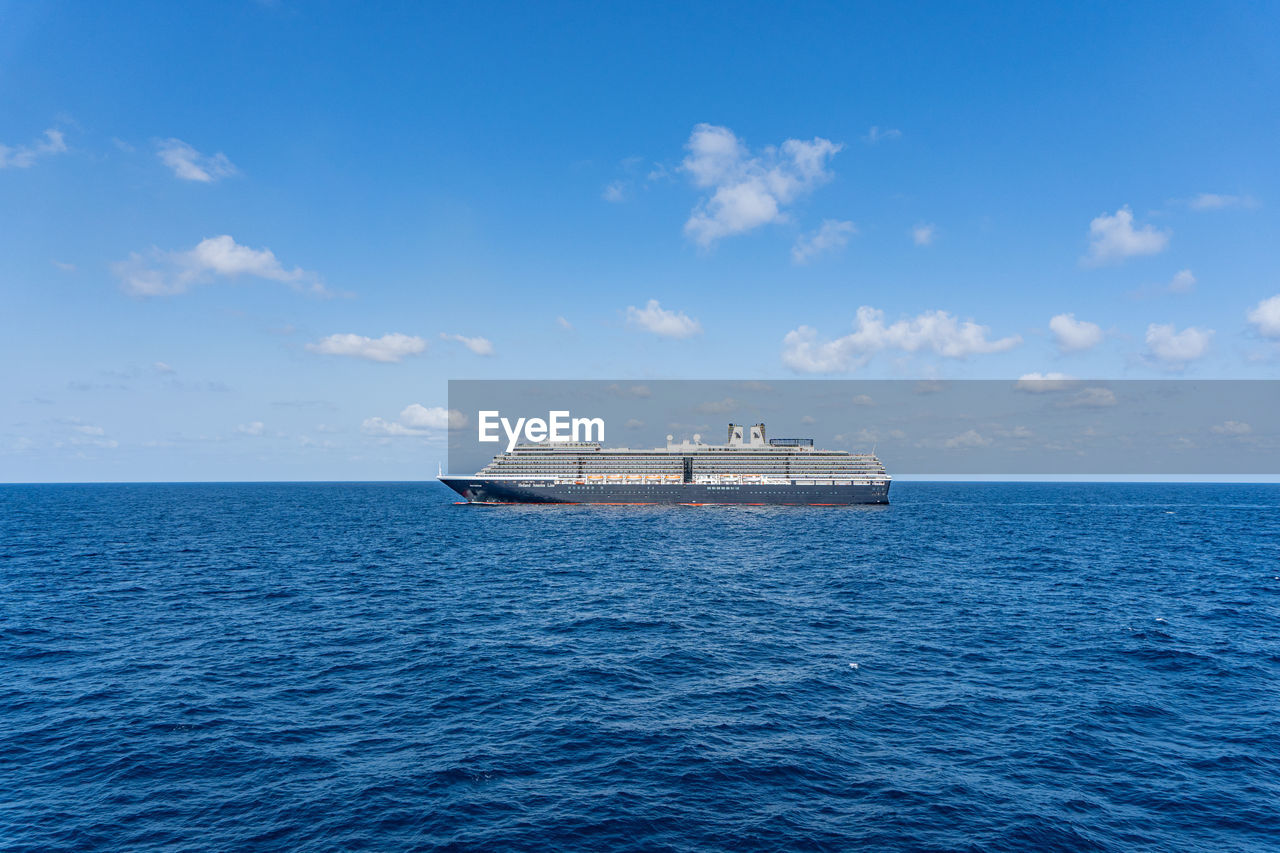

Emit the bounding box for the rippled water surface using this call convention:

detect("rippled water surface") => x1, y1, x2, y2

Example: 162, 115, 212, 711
3, 482, 1279, 851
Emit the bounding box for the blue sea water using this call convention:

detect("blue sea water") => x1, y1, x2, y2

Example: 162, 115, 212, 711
2, 482, 1279, 852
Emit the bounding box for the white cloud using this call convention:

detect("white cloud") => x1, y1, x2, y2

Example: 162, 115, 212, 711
114, 235, 327, 296
0, 128, 67, 169
1211, 420, 1251, 435
153, 361, 175, 374
781, 306, 1021, 373
602, 180, 626, 203
52, 260, 76, 272
307, 333, 427, 363
556, 316, 573, 330
363, 404, 464, 437
155, 138, 237, 182
1083, 206, 1169, 266
1187, 193, 1258, 211
851, 394, 875, 406
680, 123, 842, 246
1061, 387, 1117, 407
1016, 373, 1075, 392
398, 405, 446, 430
73, 424, 105, 436
399, 404, 466, 430
944, 429, 991, 449
1049, 313, 1103, 353
1145, 323, 1213, 366
186, 235, 297, 279
792, 219, 857, 264
440, 333, 495, 356
361, 418, 421, 437
863, 126, 902, 143
69, 436, 118, 449
682, 124, 748, 187
236, 421, 265, 436
848, 428, 879, 445
1246, 295, 1280, 338
1168, 269, 1196, 292
911, 223, 936, 246
625, 299, 702, 339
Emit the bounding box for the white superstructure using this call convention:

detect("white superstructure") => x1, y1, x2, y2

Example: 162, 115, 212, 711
474, 422, 890, 487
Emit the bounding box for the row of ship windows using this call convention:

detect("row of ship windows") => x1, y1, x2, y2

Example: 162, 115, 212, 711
491, 473, 885, 480
487, 460, 884, 467
483, 468, 885, 473
550, 479, 890, 484
491, 466, 883, 472
486, 467, 885, 474
507, 456, 871, 461
547, 486, 888, 493
512, 469, 882, 474
495, 455, 876, 461
504, 453, 873, 460
503, 458, 874, 465
491, 458, 882, 464
545, 481, 887, 487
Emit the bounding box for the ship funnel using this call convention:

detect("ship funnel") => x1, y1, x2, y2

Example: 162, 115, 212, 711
749, 423, 766, 446
727, 423, 744, 446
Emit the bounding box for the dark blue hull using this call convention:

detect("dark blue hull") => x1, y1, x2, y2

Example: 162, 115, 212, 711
439, 477, 890, 505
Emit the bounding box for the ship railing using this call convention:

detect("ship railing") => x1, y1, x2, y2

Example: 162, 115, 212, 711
484, 472, 889, 485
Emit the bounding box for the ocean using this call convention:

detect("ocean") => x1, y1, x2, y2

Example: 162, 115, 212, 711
2, 482, 1278, 851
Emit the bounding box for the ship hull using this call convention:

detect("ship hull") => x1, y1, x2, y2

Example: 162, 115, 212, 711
439, 477, 890, 505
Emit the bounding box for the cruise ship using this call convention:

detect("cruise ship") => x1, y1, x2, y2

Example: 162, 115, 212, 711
440, 423, 890, 505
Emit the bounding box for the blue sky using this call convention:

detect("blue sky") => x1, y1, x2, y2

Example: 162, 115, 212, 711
3, 1, 1279, 481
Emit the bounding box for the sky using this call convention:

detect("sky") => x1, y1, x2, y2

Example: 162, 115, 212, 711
2, 1, 1279, 481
